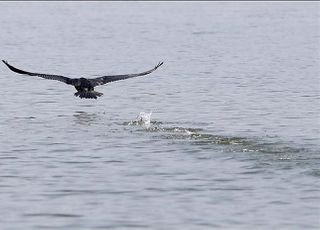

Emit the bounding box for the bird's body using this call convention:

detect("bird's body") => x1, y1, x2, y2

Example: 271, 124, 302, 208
2, 60, 163, 99
72, 78, 101, 99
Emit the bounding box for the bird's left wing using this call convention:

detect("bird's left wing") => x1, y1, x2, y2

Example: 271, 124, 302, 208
2, 60, 73, 85
90, 62, 163, 87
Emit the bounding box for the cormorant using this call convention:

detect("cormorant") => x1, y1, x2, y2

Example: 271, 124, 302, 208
2, 60, 163, 99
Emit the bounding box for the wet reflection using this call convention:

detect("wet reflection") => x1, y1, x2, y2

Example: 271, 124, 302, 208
73, 111, 99, 126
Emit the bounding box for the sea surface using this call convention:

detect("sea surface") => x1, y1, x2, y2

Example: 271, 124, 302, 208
0, 2, 319, 229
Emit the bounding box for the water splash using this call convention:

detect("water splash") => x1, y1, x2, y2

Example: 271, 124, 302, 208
127, 111, 153, 128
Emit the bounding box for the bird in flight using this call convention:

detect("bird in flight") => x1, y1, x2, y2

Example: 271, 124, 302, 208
2, 60, 163, 99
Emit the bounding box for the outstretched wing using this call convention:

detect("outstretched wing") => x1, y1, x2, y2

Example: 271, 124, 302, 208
2, 60, 73, 85
90, 62, 164, 87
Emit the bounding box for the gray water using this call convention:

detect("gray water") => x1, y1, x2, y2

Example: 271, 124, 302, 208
0, 2, 319, 229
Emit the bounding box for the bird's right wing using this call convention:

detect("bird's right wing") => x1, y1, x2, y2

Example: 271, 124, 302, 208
2, 60, 73, 85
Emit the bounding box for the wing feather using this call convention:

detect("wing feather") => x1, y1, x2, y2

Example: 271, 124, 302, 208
90, 62, 163, 86
2, 60, 72, 85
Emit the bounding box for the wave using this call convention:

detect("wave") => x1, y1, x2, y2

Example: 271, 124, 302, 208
124, 112, 314, 156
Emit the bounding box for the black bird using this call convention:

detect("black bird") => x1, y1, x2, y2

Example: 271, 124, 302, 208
2, 60, 163, 99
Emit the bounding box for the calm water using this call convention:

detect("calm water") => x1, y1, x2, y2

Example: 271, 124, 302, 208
0, 2, 319, 229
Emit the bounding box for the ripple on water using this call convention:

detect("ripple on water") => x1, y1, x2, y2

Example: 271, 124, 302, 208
126, 114, 311, 156
23, 213, 83, 218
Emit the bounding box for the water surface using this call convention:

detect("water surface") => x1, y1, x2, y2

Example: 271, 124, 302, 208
0, 2, 319, 229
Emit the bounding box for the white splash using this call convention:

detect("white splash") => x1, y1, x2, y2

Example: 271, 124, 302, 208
136, 111, 152, 127
128, 111, 153, 128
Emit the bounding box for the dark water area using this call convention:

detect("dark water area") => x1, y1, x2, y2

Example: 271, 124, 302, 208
0, 2, 319, 229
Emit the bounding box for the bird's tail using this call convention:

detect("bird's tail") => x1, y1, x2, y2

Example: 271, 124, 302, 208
74, 91, 103, 99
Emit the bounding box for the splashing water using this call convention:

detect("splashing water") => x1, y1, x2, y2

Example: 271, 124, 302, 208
128, 111, 152, 128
